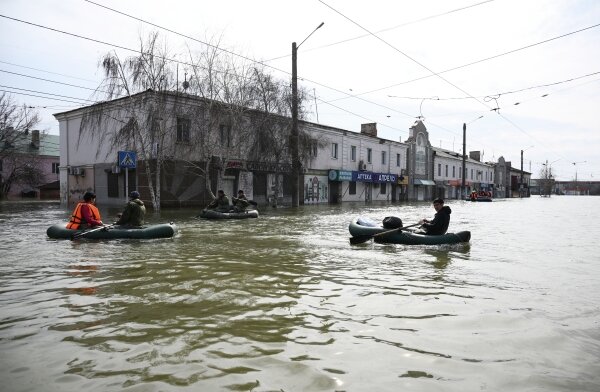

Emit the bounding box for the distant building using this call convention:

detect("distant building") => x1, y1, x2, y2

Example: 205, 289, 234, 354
0, 129, 60, 199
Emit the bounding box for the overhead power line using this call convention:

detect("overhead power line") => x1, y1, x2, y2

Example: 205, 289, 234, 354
318, 1, 494, 112
0, 60, 99, 83
0, 89, 88, 105
330, 23, 600, 101
264, 0, 496, 62
1, 69, 101, 92
0, 13, 419, 122
0, 85, 95, 103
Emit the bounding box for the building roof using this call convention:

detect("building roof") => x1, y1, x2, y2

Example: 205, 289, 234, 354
2, 130, 59, 157
432, 147, 493, 166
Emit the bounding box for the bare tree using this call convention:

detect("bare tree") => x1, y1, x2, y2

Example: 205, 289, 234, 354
538, 164, 556, 197
81, 32, 176, 210
0, 93, 43, 198
82, 31, 325, 208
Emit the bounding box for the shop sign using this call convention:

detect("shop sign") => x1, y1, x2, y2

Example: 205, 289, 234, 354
225, 160, 244, 169
247, 161, 292, 173
328, 169, 397, 183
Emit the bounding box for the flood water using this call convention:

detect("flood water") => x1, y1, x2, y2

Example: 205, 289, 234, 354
1, 197, 599, 392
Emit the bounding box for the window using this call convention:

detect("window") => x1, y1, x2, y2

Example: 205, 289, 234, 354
309, 142, 318, 157
107, 173, 119, 198
471, 169, 474, 179
219, 124, 231, 147
380, 182, 386, 194
438, 163, 441, 177
459, 170, 462, 179
349, 181, 356, 195
381, 151, 386, 165
445, 165, 448, 177
52, 162, 60, 174
452, 166, 456, 177
331, 143, 338, 159
176, 118, 190, 142
0, 159, 3, 172
396, 153, 401, 167
367, 148, 372, 164
351, 145, 356, 161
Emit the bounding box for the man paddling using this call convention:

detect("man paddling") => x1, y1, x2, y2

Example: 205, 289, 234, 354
419, 198, 451, 235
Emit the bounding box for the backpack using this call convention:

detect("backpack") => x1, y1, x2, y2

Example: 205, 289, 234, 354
382, 216, 403, 229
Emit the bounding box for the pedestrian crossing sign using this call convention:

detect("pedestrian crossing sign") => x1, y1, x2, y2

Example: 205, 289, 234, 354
118, 151, 137, 168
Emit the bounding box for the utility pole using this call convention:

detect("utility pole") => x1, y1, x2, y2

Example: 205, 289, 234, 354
520, 149, 524, 198
572, 161, 586, 195
291, 22, 324, 208
461, 123, 466, 199
291, 41, 299, 207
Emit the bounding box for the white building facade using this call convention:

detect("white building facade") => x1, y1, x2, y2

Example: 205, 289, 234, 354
303, 123, 409, 204
433, 148, 495, 199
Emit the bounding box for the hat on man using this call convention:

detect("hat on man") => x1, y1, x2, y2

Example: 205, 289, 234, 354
130, 191, 140, 199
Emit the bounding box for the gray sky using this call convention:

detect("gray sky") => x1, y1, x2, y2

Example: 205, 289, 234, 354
1, 0, 599, 180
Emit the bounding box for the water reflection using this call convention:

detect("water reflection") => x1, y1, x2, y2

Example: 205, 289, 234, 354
2, 199, 600, 391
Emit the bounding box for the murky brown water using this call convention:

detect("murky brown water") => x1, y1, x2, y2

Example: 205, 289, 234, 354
1, 197, 599, 391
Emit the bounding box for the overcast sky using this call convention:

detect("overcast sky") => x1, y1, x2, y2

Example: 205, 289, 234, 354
1, 0, 599, 180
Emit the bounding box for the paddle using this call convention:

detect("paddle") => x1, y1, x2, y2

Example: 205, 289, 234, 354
71, 224, 113, 240
349, 223, 421, 245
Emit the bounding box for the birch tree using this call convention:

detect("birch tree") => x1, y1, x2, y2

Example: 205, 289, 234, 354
81, 32, 176, 210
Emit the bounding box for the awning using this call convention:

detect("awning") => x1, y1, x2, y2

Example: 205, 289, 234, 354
413, 179, 436, 186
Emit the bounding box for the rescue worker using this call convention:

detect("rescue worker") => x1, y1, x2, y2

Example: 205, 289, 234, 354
66, 191, 104, 230
207, 190, 230, 212
231, 189, 250, 212
115, 190, 146, 227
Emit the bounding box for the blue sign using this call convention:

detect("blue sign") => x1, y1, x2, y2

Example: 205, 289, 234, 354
118, 151, 137, 169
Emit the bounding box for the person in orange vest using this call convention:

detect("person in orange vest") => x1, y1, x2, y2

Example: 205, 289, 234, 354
66, 191, 104, 230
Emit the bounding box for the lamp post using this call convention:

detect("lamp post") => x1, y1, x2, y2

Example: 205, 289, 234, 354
291, 22, 324, 208
460, 116, 483, 199
520, 145, 534, 198
572, 160, 586, 195
461, 123, 466, 199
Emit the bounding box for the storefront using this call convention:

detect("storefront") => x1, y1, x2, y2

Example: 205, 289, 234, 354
328, 169, 400, 203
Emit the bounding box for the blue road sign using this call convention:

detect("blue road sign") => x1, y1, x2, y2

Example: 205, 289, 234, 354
118, 151, 137, 169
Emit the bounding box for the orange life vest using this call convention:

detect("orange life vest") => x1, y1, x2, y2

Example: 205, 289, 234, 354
66, 202, 101, 229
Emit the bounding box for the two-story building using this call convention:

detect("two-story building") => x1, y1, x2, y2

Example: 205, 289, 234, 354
309, 122, 408, 204
431, 148, 495, 200
54, 91, 412, 207
54, 90, 523, 207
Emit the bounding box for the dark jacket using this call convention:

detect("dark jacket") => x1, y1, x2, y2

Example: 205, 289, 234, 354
422, 205, 451, 235
115, 198, 146, 227
232, 195, 249, 211
207, 195, 230, 212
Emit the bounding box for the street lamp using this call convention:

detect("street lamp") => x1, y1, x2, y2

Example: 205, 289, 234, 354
291, 22, 324, 208
520, 145, 534, 197
461, 116, 483, 199
572, 160, 586, 194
